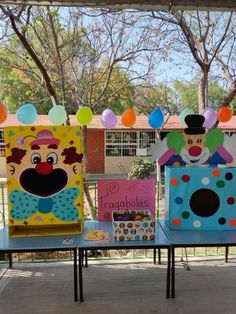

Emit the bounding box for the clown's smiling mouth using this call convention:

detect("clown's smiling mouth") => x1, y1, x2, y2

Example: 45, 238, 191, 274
20, 168, 68, 197
190, 159, 199, 163
182, 150, 209, 165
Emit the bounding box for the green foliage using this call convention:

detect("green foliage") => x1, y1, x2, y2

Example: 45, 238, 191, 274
173, 80, 225, 112
173, 80, 199, 112
0, 46, 51, 112
0, 11, 135, 115
87, 64, 135, 115
230, 100, 236, 114
128, 158, 156, 180
133, 83, 180, 115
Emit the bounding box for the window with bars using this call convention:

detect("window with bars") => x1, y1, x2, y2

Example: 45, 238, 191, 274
0, 130, 5, 157
105, 131, 156, 157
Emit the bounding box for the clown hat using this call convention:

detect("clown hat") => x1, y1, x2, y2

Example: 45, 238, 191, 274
184, 114, 206, 135
30, 129, 60, 146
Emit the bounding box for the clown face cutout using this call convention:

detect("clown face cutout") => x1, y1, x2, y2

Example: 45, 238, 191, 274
180, 114, 210, 165
4, 126, 84, 237
8, 129, 83, 197
148, 113, 234, 167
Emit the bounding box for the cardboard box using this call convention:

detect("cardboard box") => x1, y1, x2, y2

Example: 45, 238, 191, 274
4, 125, 84, 237
112, 210, 155, 241
165, 166, 236, 230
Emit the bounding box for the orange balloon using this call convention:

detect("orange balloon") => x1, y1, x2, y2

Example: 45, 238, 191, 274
121, 108, 136, 127
217, 106, 232, 122
0, 102, 7, 123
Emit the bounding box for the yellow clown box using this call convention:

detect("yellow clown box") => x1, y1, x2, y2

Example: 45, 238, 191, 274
4, 125, 84, 237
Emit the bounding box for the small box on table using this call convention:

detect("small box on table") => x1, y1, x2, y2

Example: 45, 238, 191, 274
112, 210, 155, 241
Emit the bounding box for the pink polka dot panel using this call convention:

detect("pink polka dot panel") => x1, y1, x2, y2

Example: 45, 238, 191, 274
165, 166, 236, 230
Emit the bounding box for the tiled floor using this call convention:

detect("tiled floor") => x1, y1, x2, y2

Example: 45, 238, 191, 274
1, 257, 236, 314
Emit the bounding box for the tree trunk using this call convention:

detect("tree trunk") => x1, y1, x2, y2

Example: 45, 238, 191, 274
198, 68, 208, 112
82, 125, 94, 219
221, 82, 236, 107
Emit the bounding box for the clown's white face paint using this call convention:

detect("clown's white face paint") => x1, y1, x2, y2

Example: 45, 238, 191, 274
180, 133, 210, 165
180, 146, 210, 165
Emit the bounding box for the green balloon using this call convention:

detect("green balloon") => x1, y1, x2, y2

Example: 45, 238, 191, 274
76, 106, 93, 125
179, 108, 194, 126
48, 105, 67, 125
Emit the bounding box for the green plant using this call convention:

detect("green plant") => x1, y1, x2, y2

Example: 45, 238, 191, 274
128, 158, 155, 179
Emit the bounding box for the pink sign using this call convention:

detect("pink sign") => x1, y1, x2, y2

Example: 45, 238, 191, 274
97, 179, 156, 221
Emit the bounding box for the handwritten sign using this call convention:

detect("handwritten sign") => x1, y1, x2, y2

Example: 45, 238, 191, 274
97, 179, 156, 221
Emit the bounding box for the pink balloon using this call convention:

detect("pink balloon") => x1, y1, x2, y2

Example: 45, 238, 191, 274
101, 109, 117, 128
202, 107, 217, 128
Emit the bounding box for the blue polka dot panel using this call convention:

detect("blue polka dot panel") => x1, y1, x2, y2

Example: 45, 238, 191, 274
165, 166, 236, 230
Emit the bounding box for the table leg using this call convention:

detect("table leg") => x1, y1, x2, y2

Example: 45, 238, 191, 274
78, 249, 84, 302
1, 182, 5, 227
171, 246, 175, 298
166, 247, 171, 299
73, 249, 78, 302
225, 246, 229, 263
8, 253, 13, 268
153, 249, 156, 264
85, 250, 88, 267
158, 248, 161, 264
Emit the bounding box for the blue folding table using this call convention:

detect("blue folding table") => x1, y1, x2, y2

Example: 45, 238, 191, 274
159, 218, 236, 298
76, 220, 171, 302
0, 227, 79, 301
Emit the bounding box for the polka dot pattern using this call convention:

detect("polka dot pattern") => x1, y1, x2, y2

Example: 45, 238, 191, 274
225, 172, 233, 180
202, 177, 210, 185
181, 175, 190, 182
212, 169, 220, 177
216, 180, 225, 188
167, 167, 236, 230
175, 197, 183, 204
113, 210, 155, 241
227, 197, 235, 205
170, 178, 178, 186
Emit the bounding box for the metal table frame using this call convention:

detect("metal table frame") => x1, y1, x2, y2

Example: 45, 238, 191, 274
159, 219, 236, 298
76, 220, 171, 302
0, 227, 78, 302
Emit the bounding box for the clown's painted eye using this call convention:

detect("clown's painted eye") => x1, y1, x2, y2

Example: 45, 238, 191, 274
31, 153, 41, 164
188, 139, 193, 144
47, 152, 58, 165
197, 138, 202, 144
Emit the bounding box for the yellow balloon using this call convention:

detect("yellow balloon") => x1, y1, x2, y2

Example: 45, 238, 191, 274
76, 106, 93, 125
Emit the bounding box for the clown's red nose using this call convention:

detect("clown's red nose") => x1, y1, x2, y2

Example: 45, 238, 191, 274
188, 146, 202, 157
35, 162, 53, 174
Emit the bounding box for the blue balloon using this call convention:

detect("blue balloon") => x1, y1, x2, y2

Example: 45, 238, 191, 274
148, 108, 164, 128
16, 103, 37, 124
